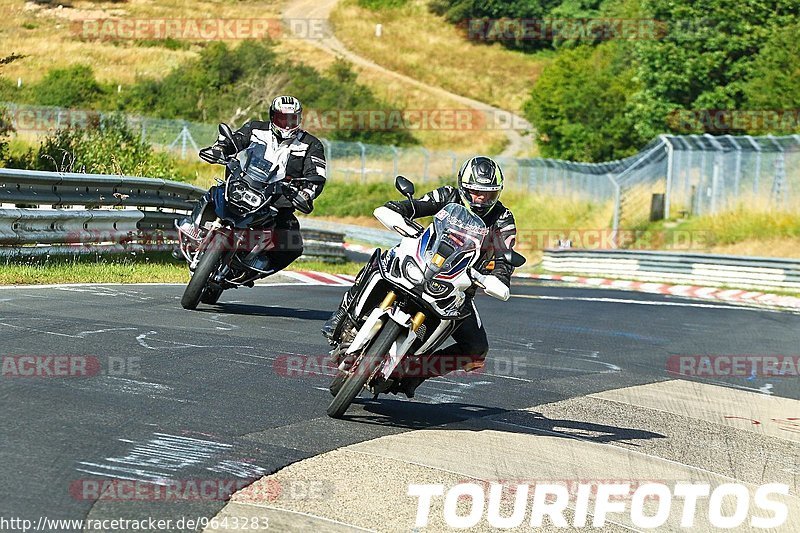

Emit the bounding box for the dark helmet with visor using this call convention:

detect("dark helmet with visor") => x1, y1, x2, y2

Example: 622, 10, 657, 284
457, 156, 504, 217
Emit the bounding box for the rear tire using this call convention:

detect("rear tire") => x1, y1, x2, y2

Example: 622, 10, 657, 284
181, 236, 226, 310
327, 320, 402, 418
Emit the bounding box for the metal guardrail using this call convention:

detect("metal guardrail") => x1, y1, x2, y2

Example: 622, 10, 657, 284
542, 249, 800, 291
0, 168, 347, 262
0, 167, 204, 209
298, 217, 398, 247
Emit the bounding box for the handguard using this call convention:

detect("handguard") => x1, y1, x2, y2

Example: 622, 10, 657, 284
199, 146, 229, 165
374, 206, 421, 238
469, 268, 510, 301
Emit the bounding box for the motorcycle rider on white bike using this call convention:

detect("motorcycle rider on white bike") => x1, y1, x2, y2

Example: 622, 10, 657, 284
322, 156, 517, 398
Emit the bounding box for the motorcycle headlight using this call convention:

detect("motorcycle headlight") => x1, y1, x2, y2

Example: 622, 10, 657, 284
403, 258, 424, 285
230, 182, 264, 209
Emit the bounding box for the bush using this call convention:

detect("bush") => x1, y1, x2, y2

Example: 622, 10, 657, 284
429, 0, 565, 52
30, 65, 104, 108
357, 0, 408, 9
30, 114, 184, 180
0, 106, 12, 163
116, 40, 417, 146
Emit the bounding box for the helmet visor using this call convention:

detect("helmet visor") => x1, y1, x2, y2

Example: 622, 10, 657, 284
272, 110, 302, 131
464, 186, 501, 208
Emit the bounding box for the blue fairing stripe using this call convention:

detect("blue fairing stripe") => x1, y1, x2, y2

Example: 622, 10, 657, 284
417, 227, 432, 260
437, 254, 472, 280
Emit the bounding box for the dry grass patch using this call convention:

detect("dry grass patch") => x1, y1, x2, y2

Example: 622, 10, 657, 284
329, 0, 549, 114
2, 0, 509, 153
273, 35, 507, 153
1, 0, 281, 84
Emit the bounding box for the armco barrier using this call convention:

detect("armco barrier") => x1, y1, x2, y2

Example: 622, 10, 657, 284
0, 168, 346, 262
542, 249, 800, 291
0, 167, 202, 209
0, 208, 143, 245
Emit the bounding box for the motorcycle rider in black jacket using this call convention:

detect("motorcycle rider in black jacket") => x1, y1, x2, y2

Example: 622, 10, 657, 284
322, 156, 517, 398
182, 95, 327, 277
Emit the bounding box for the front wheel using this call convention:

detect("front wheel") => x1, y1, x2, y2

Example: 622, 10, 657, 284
200, 285, 223, 305
327, 320, 402, 418
181, 235, 226, 310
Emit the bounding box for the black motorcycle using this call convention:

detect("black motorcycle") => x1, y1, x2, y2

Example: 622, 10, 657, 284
176, 124, 310, 310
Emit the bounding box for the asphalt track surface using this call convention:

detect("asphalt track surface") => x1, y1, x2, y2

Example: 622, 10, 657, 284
1, 280, 799, 531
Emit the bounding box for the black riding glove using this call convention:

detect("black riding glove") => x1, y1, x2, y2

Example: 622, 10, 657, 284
199, 137, 235, 165
385, 200, 411, 218
281, 182, 314, 214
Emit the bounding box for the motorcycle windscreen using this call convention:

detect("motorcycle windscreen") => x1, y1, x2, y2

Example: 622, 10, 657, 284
424, 204, 487, 278
238, 144, 285, 187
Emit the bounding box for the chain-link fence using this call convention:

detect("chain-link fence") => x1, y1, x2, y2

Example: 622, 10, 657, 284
610, 134, 800, 233
4, 104, 798, 238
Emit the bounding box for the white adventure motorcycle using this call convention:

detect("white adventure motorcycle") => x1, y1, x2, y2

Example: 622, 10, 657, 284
326, 176, 526, 418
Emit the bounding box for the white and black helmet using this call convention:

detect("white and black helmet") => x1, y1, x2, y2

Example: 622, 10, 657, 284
269, 95, 303, 140
457, 156, 504, 216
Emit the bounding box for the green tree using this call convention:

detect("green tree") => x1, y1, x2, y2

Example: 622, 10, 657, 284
118, 40, 416, 145
630, 0, 799, 138
741, 21, 800, 133
524, 43, 643, 161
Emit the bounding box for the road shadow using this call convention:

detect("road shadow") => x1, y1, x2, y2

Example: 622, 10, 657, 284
201, 303, 331, 321
340, 400, 665, 446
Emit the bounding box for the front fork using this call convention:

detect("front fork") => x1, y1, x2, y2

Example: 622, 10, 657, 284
189, 218, 225, 271
340, 291, 427, 380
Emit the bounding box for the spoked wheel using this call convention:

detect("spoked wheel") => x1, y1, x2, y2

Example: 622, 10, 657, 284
327, 320, 401, 418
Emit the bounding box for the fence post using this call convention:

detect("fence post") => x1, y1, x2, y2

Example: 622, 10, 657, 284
608, 173, 621, 247
528, 163, 535, 192
767, 135, 785, 208
609, 138, 668, 234
703, 134, 724, 213
356, 142, 366, 183
661, 135, 675, 219
743, 135, 761, 195
320, 139, 332, 180
391, 145, 399, 179
448, 151, 458, 178
725, 135, 742, 196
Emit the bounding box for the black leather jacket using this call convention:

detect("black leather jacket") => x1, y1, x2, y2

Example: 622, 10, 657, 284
385, 185, 517, 287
